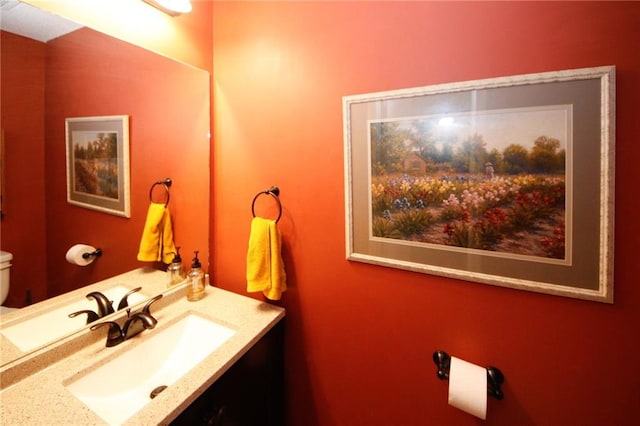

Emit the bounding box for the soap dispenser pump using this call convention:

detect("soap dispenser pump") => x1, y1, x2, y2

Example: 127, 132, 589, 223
167, 247, 186, 288
186, 250, 205, 301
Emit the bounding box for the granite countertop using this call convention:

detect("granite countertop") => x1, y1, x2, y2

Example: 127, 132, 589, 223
0, 268, 170, 365
0, 269, 285, 425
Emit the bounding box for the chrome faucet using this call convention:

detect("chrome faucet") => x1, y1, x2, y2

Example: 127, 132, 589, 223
90, 294, 163, 347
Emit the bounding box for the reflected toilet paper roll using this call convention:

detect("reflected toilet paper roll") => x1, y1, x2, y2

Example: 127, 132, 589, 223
448, 356, 487, 420
66, 244, 98, 266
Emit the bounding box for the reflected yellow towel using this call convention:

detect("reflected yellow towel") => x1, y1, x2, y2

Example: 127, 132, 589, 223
137, 202, 177, 264
246, 217, 286, 301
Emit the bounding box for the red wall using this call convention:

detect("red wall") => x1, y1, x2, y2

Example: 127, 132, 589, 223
0, 31, 48, 305
212, 2, 640, 425
41, 27, 210, 298
1, 26, 210, 305
25, 0, 213, 73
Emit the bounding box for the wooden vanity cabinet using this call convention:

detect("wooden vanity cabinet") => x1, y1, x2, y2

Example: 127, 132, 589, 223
171, 319, 285, 426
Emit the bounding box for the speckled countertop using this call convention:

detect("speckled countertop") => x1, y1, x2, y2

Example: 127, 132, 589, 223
0, 268, 169, 366
0, 268, 285, 425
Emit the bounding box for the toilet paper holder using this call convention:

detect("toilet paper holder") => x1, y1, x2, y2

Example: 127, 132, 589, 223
433, 350, 504, 400
82, 248, 103, 260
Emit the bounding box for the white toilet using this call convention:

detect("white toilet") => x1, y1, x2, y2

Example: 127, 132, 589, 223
1, 250, 18, 315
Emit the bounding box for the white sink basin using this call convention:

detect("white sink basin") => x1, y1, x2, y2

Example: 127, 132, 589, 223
64, 313, 235, 425
0, 285, 148, 353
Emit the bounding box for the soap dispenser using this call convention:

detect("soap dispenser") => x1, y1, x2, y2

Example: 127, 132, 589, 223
186, 250, 205, 301
167, 247, 186, 288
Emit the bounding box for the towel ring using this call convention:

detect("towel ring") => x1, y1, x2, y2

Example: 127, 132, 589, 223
149, 178, 172, 206
251, 186, 282, 223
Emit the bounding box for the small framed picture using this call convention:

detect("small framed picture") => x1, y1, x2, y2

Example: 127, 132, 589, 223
65, 115, 130, 218
343, 66, 615, 302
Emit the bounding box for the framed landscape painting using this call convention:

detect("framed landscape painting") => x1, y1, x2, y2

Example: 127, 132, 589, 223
65, 115, 130, 218
343, 66, 615, 302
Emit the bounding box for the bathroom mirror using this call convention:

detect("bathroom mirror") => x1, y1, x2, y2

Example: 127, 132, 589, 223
0, 2, 209, 367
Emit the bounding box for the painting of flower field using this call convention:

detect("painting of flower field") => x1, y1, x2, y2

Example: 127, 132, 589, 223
346, 67, 614, 302
369, 106, 569, 260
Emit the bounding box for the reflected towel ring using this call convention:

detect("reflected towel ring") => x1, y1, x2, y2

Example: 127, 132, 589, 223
149, 178, 172, 206
251, 186, 282, 223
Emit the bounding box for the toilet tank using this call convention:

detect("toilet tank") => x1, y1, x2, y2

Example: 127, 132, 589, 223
0, 250, 13, 305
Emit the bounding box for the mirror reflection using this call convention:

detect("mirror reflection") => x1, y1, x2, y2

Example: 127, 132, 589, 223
0, 2, 209, 366
2, 281, 149, 357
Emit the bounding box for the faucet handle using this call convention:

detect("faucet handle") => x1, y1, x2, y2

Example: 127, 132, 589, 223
68, 309, 99, 325
86, 291, 115, 317
90, 321, 124, 347
142, 294, 163, 316
116, 287, 143, 310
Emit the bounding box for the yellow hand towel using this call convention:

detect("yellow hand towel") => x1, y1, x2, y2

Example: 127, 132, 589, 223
246, 217, 287, 301
137, 202, 177, 264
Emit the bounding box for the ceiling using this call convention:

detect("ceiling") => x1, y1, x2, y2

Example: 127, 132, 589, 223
0, 0, 82, 42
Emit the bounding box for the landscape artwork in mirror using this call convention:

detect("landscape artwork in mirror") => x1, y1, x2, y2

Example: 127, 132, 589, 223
65, 115, 130, 217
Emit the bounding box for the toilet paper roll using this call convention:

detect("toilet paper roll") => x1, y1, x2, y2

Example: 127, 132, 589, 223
66, 244, 98, 266
448, 356, 487, 420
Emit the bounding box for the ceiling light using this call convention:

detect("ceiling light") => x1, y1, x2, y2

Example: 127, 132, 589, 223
143, 0, 192, 16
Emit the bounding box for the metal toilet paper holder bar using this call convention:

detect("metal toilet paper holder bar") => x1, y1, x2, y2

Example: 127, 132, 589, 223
433, 350, 505, 400
82, 248, 103, 260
